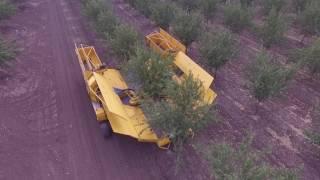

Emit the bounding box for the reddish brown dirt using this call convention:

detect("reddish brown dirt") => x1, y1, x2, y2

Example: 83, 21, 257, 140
0, 0, 209, 179
111, 0, 320, 179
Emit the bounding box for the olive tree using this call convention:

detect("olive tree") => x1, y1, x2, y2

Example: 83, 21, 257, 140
0, 0, 15, 21
290, 39, 320, 75
199, 30, 237, 71
259, 8, 287, 48
0, 37, 15, 65
299, 0, 320, 35
261, 0, 286, 15
172, 11, 203, 48
110, 24, 139, 61
150, 1, 176, 30
202, 136, 299, 180
127, 47, 173, 97
83, 0, 104, 20
96, 10, 118, 37
199, 0, 218, 20
224, 4, 251, 32
178, 0, 199, 12
143, 74, 213, 166
248, 51, 293, 101
292, 0, 309, 13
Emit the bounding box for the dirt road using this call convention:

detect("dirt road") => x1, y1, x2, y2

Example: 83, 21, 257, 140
0, 0, 201, 179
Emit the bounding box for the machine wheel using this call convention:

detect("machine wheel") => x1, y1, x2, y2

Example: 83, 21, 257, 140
100, 121, 112, 138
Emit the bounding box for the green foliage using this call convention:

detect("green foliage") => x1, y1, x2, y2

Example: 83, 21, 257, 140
0, 38, 15, 65
305, 131, 320, 145
0, 0, 15, 21
110, 24, 139, 61
128, 47, 173, 97
172, 11, 202, 47
240, 0, 254, 8
259, 8, 287, 48
248, 51, 293, 101
199, 0, 218, 20
178, 0, 199, 12
292, 0, 309, 13
299, 0, 320, 35
83, 0, 104, 20
143, 74, 212, 149
126, 0, 135, 7
204, 137, 298, 180
199, 30, 237, 70
305, 101, 320, 145
150, 2, 175, 30
134, 0, 153, 17
290, 40, 320, 74
223, 4, 251, 32
96, 10, 118, 36
262, 0, 286, 15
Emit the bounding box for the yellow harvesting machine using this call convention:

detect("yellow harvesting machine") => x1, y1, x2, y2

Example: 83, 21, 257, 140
75, 44, 170, 149
146, 28, 217, 105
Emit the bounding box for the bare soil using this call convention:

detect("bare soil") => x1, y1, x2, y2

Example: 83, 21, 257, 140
0, 0, 319, 180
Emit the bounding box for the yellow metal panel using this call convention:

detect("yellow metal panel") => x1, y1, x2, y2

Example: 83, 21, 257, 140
146, 28, 186, 55
93, 71, 164, 142
159, 28, 186, 53
174, 52, 214, 90
93, 72, 129, 120
76, 45, 103, 70
102, 69, 128, 90
204, 89, 217, 105
95, 108, 106, 121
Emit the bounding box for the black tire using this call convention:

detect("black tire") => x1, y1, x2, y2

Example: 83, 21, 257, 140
100, 121, 112, 138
